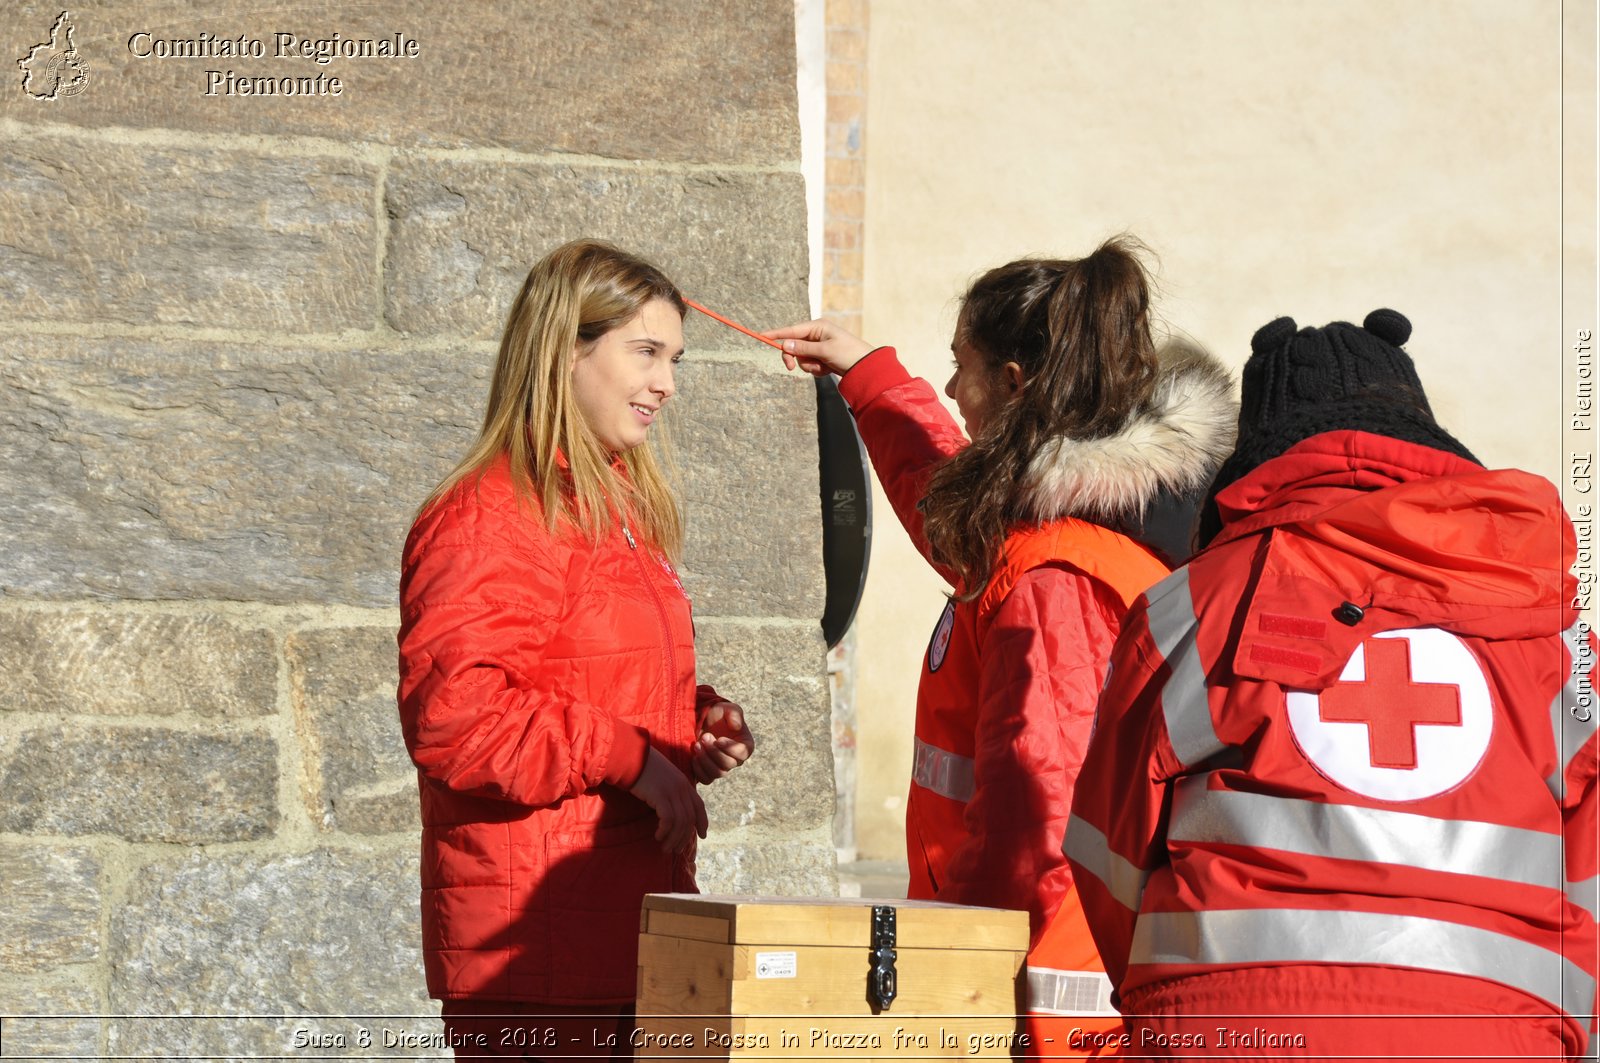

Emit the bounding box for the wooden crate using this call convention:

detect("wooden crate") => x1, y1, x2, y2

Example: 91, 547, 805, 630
635, 894, 1028, 1061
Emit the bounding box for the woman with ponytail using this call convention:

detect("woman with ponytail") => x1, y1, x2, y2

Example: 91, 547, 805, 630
767, 237, 1234, 1054
398, 239, 754, 1058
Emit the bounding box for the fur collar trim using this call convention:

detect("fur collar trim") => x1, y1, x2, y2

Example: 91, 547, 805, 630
1018, 345, 1237, 523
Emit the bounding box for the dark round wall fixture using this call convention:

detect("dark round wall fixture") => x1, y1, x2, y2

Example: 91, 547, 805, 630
815, 375, 871, 648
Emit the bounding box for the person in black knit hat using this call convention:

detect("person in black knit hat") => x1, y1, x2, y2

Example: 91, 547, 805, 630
1068, 309, 1599, 1061
1195, 309, 1478, 546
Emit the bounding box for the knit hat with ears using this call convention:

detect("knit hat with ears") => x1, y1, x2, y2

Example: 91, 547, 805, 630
1195, 308, 1478, 546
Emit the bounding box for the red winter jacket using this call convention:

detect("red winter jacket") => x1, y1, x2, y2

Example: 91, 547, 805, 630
1067, 432, 1599, 1057
396, 455, 718, 1004
836, 347, 1233, 948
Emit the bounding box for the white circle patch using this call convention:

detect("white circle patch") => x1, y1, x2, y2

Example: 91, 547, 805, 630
1287, 628, 1492, 802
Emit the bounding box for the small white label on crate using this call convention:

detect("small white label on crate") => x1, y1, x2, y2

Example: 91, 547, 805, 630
753, 951, 798, 979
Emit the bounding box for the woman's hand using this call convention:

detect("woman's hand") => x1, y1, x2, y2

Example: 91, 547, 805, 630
691, 700, 756, 784
762, 319, 875, 377
628, 747, 708, 852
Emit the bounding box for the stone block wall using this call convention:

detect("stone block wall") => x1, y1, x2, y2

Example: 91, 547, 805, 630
0, 3, 830, 1056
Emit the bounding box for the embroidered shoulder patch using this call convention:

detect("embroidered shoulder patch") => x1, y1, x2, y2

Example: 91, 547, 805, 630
926, 600, 956, 673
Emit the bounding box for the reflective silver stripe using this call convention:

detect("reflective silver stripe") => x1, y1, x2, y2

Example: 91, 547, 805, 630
1569, 875, 1600, 922
1143, 568, 1225, 768
1167, 779, 1565, 891
911, 736, 975, 802
1063, 814, 1147, 912
1130, 907, 1596, 1020
1548, 621, 1599, 801
1026, 966, 1117, 1017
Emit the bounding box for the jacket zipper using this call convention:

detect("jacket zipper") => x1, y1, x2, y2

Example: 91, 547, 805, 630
622, 518, 684, 760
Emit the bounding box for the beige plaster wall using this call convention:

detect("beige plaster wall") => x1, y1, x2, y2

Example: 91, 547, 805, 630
853, 0, 1593, 859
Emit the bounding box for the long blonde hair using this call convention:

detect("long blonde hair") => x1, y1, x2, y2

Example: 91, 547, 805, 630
421, 239, 687, 558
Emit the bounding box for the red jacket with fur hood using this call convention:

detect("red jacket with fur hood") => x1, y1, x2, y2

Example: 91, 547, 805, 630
397, 455, 718, 1004
836, 347, 1234, 942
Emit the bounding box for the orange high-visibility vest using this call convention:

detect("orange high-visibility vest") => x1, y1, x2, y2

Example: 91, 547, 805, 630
906, 518, 1167, 1060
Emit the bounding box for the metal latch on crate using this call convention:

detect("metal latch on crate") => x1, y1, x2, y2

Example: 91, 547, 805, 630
869, 905, 898, 1011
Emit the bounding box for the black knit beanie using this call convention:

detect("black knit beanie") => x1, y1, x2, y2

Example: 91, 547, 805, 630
1195, 309, 1478, 546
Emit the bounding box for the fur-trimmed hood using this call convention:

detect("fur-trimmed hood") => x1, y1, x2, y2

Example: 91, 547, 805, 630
1019, 344, 1237, 526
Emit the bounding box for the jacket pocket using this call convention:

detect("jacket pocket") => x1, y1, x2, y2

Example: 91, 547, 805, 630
541, 817, 676, 985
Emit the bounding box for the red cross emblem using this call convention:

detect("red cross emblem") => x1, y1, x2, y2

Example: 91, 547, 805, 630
1286, 627, 1492, 802
1318, 637, 1463, 769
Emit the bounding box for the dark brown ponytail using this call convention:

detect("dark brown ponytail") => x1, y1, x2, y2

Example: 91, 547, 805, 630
922, 236, 1161, 597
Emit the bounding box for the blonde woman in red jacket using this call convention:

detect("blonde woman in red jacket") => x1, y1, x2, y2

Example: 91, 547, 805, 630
398, 240, 754, 1059
767, 238, 1234, 1056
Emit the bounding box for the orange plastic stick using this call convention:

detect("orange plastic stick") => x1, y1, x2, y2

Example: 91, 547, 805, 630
684, 297, 786, 351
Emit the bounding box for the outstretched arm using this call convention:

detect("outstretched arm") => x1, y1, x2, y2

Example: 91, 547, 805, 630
763, 318, 874, 377
766, 318, 969, 583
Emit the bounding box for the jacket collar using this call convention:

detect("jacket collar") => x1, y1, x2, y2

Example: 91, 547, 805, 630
1017, 347, 1236, 524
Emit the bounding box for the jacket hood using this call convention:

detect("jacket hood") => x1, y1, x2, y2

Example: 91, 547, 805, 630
1216, 433, 1576, 687
1018, 345, 1237, 525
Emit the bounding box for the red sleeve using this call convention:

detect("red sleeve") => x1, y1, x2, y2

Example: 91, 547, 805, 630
1065, 588, 1181, 990
836, 347, 968, 585
397, 522, 649, 805
935, 564, 1125, 946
